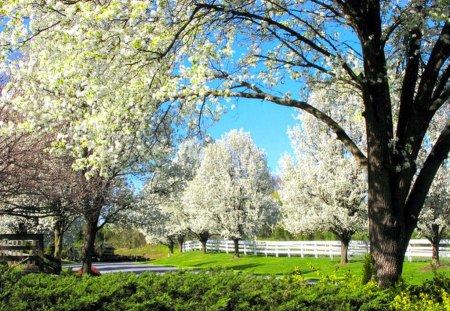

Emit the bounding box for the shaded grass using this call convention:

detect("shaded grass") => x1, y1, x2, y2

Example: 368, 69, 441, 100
114, 244, 172, 260
149, 251, 450, 284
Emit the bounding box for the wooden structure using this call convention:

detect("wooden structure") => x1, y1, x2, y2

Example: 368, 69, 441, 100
183, 238, 450, 262
0, 234, 44, 271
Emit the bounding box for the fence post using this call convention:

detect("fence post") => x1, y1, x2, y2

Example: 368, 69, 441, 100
244, 242, 247, 255
253, 240, 257, 255
275, 244, 279, 257
287, 244, 291, 258
225, 239, 229, 254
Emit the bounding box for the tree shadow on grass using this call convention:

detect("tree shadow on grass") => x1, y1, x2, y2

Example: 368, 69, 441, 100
189, 260, 223, 267
226, 263, 262, 271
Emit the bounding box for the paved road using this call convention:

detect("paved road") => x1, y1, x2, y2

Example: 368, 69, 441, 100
62, 262, 179, 275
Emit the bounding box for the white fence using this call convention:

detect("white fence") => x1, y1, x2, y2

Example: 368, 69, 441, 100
183, 239, 450, 262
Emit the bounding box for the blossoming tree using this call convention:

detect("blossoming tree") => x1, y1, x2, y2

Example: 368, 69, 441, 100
135, 139, 203, 253
185, 130, 276, 257
417, 161, 449, 267
1, 0, 449, 285
279, 88, 367, 264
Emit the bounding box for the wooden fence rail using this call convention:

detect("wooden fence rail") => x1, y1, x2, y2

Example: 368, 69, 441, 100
183, 239, 450, 262
0, 234, 44, 271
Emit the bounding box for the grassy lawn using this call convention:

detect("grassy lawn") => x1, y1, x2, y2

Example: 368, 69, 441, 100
149, 251, 450, 284
115, 244, 171, 260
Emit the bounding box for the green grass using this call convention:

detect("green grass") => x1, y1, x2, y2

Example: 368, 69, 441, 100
149, 251, 450, 284
114, 244, 173, 259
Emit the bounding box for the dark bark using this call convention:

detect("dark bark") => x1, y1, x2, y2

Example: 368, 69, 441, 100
168, 240, 175, 254
429, 224, 442, 267
81, 219, 98, 275
178, 235, 185, 253
201, 240, 207, 254
199, 233, 209, 254
233, 238, 240, 258
339, 233, 351, 265
195, 231, 210, 254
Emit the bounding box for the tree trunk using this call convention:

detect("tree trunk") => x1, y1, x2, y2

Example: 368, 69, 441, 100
53, 221, 63, 273
340, 234, 351, 265
368, 193, 410, 287
198, 232, 210, 254
431, 241, 440, 267
168, 240, 175, 254
201, 240, 207, 254
430, 224, 441, 267
81, 220, 98, 275
363, 76, 412, 287
178, 235, 185, 253
233, 238, 240, 258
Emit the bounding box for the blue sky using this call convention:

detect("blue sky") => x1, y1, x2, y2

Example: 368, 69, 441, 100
207, 99, 298, 174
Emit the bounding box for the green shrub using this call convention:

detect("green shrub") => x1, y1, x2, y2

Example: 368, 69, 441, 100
361, 253, 376, 284
0, 269, 449, 310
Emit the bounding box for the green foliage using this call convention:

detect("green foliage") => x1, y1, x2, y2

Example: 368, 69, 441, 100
149, 251, 450, 284
362, 253, 376, 285
0, 270, 449, 310
98, 226, 147, 249
114, 244, 173, 260
273, 227, 294, 241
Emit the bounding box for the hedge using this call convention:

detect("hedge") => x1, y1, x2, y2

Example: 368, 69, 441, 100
1, 268, 449, 310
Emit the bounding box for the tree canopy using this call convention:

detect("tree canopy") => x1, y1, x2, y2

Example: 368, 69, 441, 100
0, 0, 448, 285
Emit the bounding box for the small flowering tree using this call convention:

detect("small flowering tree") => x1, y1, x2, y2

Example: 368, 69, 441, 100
417, 161, 449, 267
186, 129, 276, 257
135, 139, 203, 253
183, 174, 219, 254
279, 89, 367, 264
2, 0, 449, 286
0, 1, 176, 274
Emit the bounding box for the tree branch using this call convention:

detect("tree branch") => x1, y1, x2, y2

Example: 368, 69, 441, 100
195, 3, 332, 57
406, 120, 450, 226
224, 91, 368, 167
415, 22, 450, 109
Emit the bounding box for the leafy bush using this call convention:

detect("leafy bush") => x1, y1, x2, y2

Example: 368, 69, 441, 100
361, 253, 376, 285
0, 269, 449, 310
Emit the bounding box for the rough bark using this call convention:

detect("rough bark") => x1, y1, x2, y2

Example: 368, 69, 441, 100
233, 238, 240, 258
81, 219, 98, 275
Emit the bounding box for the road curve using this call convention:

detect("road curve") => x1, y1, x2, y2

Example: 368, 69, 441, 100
62, 262, 179, 275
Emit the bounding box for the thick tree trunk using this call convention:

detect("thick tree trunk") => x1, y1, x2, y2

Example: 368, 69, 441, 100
368, 182, 411, 287
339, 234, 351, 265
233, 238, 240, 258
81, 220, 98, 275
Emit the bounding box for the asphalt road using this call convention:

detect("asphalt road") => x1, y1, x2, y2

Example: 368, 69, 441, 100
62, 262, 179, 274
